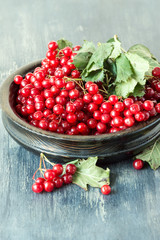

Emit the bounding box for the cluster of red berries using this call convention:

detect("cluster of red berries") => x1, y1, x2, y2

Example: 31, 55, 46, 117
32, 163, 77, 193
13, 40, 160, 135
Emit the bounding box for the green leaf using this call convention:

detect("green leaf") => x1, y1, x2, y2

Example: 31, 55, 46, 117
73, 52, 92, 70
57, 39, 73, 49
136, 139, 160, 170
133, 84, 145, 97
82, 69, 104, 82
128, 44, 160, 75
71, 157, 110, 190
109, 37, 122, 60
125, 52, 149, 85
77, 40, 96, 54
115, 78, 137, 98
73, 40, 96, 70
115, 54, 133, 83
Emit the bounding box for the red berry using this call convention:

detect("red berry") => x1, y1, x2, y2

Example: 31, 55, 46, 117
44, 169, 56, 180
133, 159, 144, 170
114, 102, 124, 112
38, 119, 49, 130
88, 102, 98, 112
53, 104, 64, 115
96, 122, 107, 133
88, 84, 99, 95
44, 180, 55, 192
32, 183, 44, 193
48, 41, 58, 51
54, 177, 63, 188
87, 118, 97, 129
54, 68, 64, 78
92, 94, 103, 105
48, 121, 58, 132
123, 98, 134, 108
83, 93, 92, 103
77, 122, 88, 134
62, 174, 73, 184
101, 185, 111, 195
101, 102, 112, 113
14, 75, 23, 84
62, 47, 72, 57
69, 89, 80, 99
129, 104, 140, 114
53, 164, 63, 176
124, 116, 135, 127
71, 70, 80, 78
101, 113, 111, 124
143, 100, 154, 111
135, 112, 145, 122
108, 95, 118, 104
66, 164, 77, 175
73, 45, 81, 51
35, 177, 45, 184
152, 67, 160, 77
112, 116, 124, 127
66, 113, 77, 123
155, 103, 160, 113
46, 50, 57, 60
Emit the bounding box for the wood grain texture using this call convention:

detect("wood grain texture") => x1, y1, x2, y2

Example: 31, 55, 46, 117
0, 0, 160, 240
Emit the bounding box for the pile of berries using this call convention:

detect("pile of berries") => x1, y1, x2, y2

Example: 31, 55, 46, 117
32, 163, 77, 193
13, 40, 160, 135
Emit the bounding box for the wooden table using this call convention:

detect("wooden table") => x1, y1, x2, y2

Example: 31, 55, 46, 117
0, 0, 160, 239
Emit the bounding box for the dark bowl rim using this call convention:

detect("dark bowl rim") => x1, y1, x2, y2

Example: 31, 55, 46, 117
1, 59, 160, 142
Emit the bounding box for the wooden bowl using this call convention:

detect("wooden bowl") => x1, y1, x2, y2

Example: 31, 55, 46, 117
1, 60, 160, 163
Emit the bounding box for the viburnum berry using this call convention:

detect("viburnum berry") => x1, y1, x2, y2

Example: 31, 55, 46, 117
155, 103, 160, 113
48, 41, 58, 51
35, 177, 45, 184
152, 67, 160, 77
88, 83, 99, 95
96, 122, 107, 133
92, 94, 103, 105
14, 75, 23, 84
32, 183, 44, 193
135, 112, 145, 122
101, 185, 111, 195
108, 95, 118, 104
114, 102, 124, 112
73, 45, 81, 51
124, 116, 135, 127
66, 164, 77, 175
44, 180, 55, 192
143, 100, 154, 111
129, 103, 140, 114
62, 47, 72, 57
101, 102, 112, 113
62, 174, 73, 184
133, 159, 144, 170
71, 70, 80, 78
54, 177, 63, 188
52, 164, 63, 176
44, 169, 56, 180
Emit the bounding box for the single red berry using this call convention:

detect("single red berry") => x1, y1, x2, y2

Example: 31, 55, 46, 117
54, 177, 63, 188
96, 122, 107, 133
123, 98, 134, 108
87, 118, 97, 129
66, 113, 77, 124
88, 102, 98, 113
66, 164, 77, 175
71, 70, 80, 78
14, 75, 23, 84
53, 104, 64, 115
62, 47, 72, 57
44, 169, 56, 180
48, 41, 58, 51
73, 45, 81, 51
101, 113, 111, 124
54, 68, 64, 78
88, 83, 99, 95
143, 100, 154, 111
44, 180, 55, 192
77, 122, 88, 134
48, 121, 58, 132
83, 93, 92, 103
35, 177, 45, 184
155, 103, 160, 113
152, 67, 160, 77
92, 94, 103, 105
69, 89, 80, 99
124, 116, 135, 127
129, 104, 140, 114
93, 110, 102, 120
114, 102, 124, 112
62, 174, 73, 184
32, 183, 44, 193
101, 185, 111, 195
112, 116, 124, 127
135, 112, 145, 122
108, 95, 118, 104
133, 159, 144, 170
46, 50, 57, 60
53, 164, 63, 176
101, 102, 112, 113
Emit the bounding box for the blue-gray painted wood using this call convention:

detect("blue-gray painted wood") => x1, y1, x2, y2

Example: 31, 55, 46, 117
0, 0, 160, 239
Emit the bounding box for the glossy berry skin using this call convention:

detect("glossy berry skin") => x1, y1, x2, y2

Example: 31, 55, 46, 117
135, 112, 145, 122
52, 164, 63, 176
101, 185, 111, 195
124, 116, 135, 127
143, 100, 154, 111
123, 98, 134, 108
53, 104, 64, 115
48, 41, 58, 51
32, 183, 44, 193
108, 95, 118, 104
44, 169, 56, 180
62, 47, 72, 57
44, 180, 55, 192
71, 70, 80, 78
14, 75, 23, 84
66, 164, 77, 175
66, 113, 77, 124
92, 94, 103, 105
133, 159, 144, 170
35, 177, 45, 184
62, 174, 73, 184
155, 103, 160, 113
87, 118, 97, 129
54, 177, 63, 188
112, 116, 124, 127
96, 122, 107, 133
129, 104, 140, 114
114, 102, 124, 112
83, 93, 92, 103
152, 67, 160, 77
101, 102, 112, 113
88, 84, 99, 95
